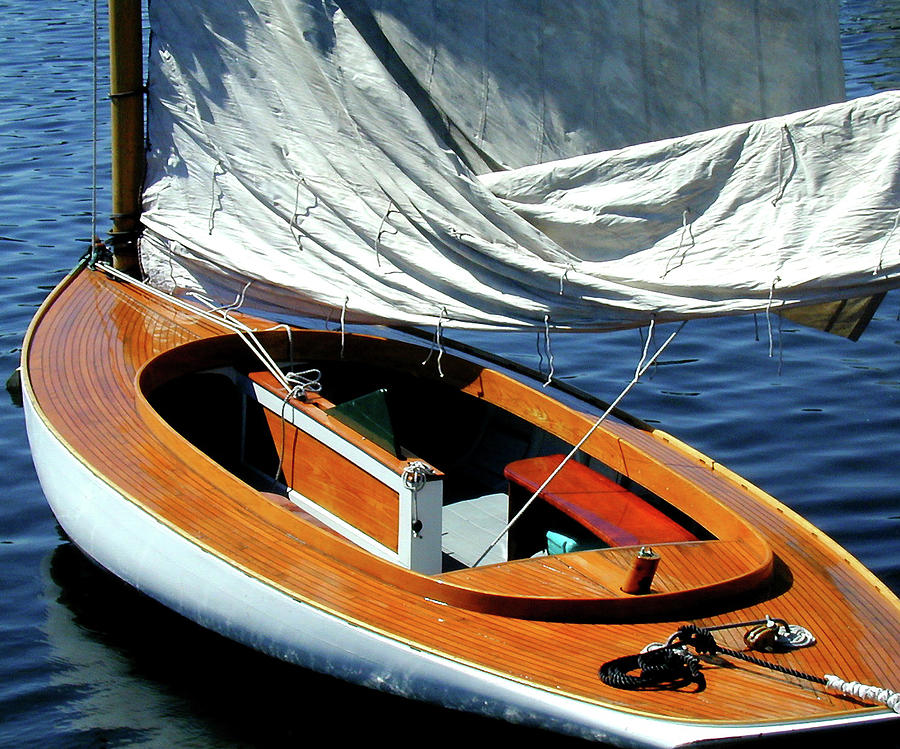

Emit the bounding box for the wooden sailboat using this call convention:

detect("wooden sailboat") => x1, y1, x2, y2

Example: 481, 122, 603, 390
22, 2, 900, 746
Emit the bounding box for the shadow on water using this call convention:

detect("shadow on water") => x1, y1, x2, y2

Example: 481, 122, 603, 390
45, 540, 592, 748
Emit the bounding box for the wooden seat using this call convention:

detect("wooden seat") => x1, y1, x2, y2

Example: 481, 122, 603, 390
504, 455, 699, 549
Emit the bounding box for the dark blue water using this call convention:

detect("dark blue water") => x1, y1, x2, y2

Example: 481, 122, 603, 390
0, 2, 898, 746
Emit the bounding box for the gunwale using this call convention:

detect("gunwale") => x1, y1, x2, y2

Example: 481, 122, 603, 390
21, 263, 900, 732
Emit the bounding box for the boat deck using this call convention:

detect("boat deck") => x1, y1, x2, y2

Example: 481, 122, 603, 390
22, 265, 900, 734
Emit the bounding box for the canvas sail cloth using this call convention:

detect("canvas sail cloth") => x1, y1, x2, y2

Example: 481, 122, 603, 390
139, 0, 900, 332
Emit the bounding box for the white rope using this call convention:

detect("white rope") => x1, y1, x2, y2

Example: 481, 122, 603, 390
663, 208, 694, 278
98, 262, 294, 391
262, 324, 294, 365
340, 296, 348, 359
421, 307, 447, 377
558, 264, 573, 295
473, 318, 684, 567
824, 674, 900, 714
205, 281, 251, 317
542, 314, 555, 387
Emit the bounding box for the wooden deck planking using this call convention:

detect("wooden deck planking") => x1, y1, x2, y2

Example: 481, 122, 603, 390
22, 267, 900, 725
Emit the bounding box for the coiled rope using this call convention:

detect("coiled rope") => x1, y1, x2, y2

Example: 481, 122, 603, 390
600, 623, 900, 713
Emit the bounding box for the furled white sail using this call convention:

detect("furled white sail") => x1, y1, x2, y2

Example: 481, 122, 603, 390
139, 0, 900, 331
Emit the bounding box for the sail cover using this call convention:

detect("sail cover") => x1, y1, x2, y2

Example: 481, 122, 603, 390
139, 0, 900, 331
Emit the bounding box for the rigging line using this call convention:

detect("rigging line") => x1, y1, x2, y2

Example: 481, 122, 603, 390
97, 262, 292, 391
272, 368, 322, 488
191, 291, 292, 391
90, 0, 98, 263
473, 318, 684, 567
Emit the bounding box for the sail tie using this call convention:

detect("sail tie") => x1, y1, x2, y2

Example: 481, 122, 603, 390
375, 201, 398, 267
290, 177, 316, 251
663, 209, 694, 278
340, 296, 349, 359
208, 161, 226, 234
765, 276, 783, 368
421, 307, 448, 377
263, 324, 294, 366
558, 264, 574, 295
473, 317, 684, 566
875, 209, 900, 275
772, 125, 796, 207
542, 314, 555, 387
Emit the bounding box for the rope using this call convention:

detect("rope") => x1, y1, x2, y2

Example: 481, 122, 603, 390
98, 262, 295, 392
600, 623, 900, 714
340, 296, 348, 359
472, 318, 684, 566
765, 275, 782, 362
771, 125, 796, 207
875, 209, 899, 275
375, 201, 398, 267
272, 369, 322, 487
558, 264, 573, 295
290, 177, 316, 251
208, 161, 225, 234
662, 208, 694, 278
599, 646, 702, 691
600, 624, 823, 691
542, 314, 555, 387
90, 0, 99, 266
421, 307, 447, 377
824, 675, 900, 714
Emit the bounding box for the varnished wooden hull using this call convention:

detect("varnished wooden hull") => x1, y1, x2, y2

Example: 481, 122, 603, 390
21, 265, 900, 746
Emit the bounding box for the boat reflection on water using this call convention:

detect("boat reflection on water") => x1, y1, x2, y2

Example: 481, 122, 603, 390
44, 538, 589, 747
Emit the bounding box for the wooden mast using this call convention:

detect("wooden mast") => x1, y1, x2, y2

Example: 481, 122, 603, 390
108, 0, 143, 273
